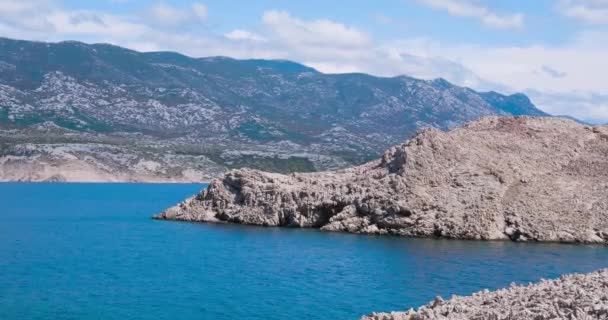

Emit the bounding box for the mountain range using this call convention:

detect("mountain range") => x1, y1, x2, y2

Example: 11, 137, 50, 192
0, 37, 549, 181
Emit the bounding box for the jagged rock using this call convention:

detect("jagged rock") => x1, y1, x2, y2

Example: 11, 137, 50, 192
155, 116, 608, 244
362, 269, 608, 320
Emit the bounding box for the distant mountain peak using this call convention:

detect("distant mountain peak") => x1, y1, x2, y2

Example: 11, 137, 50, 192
430, 77, 453, 89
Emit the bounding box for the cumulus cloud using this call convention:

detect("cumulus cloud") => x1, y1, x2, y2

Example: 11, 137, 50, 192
261, 10, 370, 49
527, 90, 608, 123
446, 36, 608, 94
0, 2, 607, 122
559, 0, 608, 24
385, 31, 608, 122
414, 0, 524, 29
254, 10, 376, 67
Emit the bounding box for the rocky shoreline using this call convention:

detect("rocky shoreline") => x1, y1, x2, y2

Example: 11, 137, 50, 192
363, 269, 608, 320
155, 116, 608, 244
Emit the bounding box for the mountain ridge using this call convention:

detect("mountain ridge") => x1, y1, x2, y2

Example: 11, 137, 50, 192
0, 37, 551, 180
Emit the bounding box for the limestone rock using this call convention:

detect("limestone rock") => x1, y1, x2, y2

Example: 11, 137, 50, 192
155, 116, 608, 244
362, 269, 608, 320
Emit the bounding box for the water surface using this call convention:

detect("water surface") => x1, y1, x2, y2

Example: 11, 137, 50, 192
1, 183, 607, 319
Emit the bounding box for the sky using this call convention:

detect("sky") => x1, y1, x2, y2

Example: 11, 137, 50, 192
1, 0, 607, 123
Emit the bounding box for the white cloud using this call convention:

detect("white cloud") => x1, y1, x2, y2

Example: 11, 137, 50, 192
380, 31, 608, 122
256, 10, 375, 68
1, 3, 608, 122
146, 2, 207, 26
559, 0, 608, 24
0, 0, 50, 15
0, 0, 55, 31
527, 90, 608, 123
47, 11, 149, 37
225, 29, 266, 42
446, 37, 608, 94
414, 0, 524, 29
261, 10, 370, 49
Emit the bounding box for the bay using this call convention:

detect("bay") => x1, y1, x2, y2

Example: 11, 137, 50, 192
1, 183, 606, 319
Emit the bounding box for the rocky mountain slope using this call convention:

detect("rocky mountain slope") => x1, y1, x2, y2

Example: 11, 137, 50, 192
155, 117, 608, 244
0, 37, 549, 181
363, 269, 608, 320
0, 128, 225, 182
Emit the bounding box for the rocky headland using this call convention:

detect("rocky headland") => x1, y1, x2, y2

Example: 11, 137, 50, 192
155, 116, 608, 244
363, 269, 608, 320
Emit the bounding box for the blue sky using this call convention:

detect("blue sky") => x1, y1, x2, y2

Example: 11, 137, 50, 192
1, 0, 608, 122
59, 0, 582, 46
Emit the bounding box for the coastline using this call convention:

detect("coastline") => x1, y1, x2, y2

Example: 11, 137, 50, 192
155, 117, 608, 245
362, 269, 608, 320
152, 213, 608, 246
0, 179, 210, 184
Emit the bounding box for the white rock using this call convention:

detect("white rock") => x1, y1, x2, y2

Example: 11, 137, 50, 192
156, 116, 608, 244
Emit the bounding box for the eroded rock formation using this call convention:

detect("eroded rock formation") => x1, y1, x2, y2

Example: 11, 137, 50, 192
363, 269, 608, 320
155, 117, 608, 243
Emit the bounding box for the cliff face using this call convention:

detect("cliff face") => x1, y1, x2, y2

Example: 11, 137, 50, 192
155, 117, 608, 244
363, 269, 608, 320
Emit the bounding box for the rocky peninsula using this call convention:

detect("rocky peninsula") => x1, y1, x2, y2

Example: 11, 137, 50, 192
363, 269, 608, 320
155, 116, 608, 244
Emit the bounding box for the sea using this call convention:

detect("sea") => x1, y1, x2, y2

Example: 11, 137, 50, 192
1, 183, 607, 319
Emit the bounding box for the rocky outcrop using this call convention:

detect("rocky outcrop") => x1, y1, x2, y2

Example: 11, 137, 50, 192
362, 269, 608, 320
155, 116, 608, 244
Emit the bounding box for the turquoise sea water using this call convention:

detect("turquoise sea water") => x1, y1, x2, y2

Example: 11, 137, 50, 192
1, 183, 607, 320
